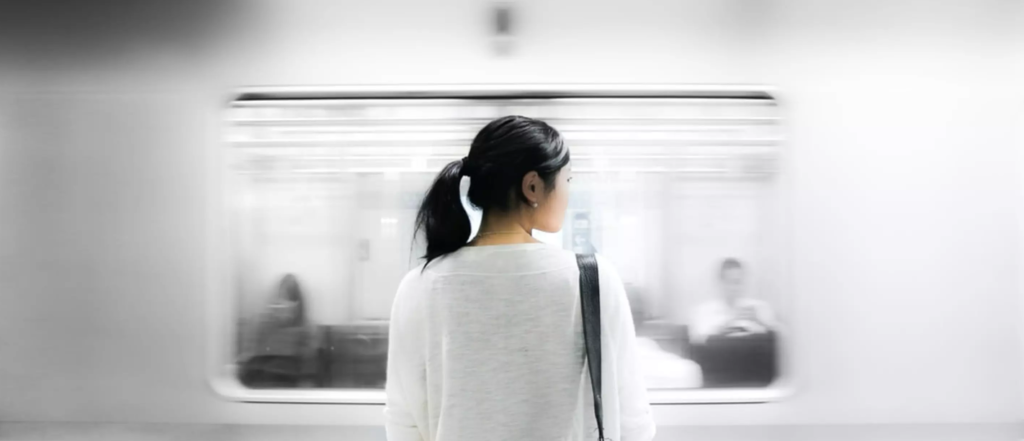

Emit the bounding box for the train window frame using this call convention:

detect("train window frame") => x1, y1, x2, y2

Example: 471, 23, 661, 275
206, 84, 795, 405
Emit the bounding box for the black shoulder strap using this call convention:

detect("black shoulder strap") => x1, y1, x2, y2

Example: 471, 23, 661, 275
576, 253, 605, 441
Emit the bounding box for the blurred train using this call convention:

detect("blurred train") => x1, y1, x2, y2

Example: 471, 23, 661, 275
1, 1, 1023, 440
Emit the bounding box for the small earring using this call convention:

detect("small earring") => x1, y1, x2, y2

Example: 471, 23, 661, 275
532, 202, 538, 208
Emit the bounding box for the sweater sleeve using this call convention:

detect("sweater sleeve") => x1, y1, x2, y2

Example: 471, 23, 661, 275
384, 270, 428, 441
596, 254, 657, 441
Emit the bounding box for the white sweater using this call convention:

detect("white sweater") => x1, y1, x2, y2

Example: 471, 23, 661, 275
384, 243, 657, 441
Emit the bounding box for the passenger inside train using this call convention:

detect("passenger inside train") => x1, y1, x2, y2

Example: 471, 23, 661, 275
689, 258, 780, 388
689, 258, 778, 343
237, 274, 319, 389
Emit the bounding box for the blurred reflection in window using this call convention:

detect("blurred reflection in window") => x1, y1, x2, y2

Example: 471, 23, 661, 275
238, 274, 319, 388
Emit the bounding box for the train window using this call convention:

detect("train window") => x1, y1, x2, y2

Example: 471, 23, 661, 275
211, 86, 789, 404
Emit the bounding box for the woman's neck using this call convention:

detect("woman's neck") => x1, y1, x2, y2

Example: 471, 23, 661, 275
468, 211, 542, 246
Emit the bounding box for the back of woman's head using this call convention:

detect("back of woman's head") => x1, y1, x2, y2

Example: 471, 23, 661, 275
414, 115, 570, 268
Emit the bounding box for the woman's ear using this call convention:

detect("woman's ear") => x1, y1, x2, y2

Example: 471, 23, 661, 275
521, 171, 541, 203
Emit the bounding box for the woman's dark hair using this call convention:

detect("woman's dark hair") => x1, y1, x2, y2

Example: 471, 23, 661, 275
719, 258, 744, 279
275, 273, 306, 326
414, 115, 570, 269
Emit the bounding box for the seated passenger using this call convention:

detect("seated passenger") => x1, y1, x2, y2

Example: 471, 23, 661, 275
689, 258, 778, 344
238, 274, 318, 388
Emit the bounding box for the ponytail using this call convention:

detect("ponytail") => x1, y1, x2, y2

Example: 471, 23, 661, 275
414, 159, 472, 270
413, 115, 569, 271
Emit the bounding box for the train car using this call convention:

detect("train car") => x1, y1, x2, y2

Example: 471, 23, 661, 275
1, 1, 1023, 440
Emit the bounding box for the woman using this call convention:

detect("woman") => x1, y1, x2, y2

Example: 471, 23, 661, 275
385, 116, 656, 441
239, 274, 318, 388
